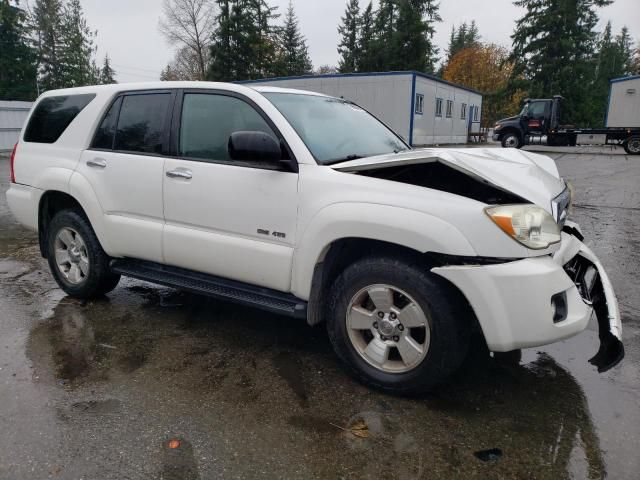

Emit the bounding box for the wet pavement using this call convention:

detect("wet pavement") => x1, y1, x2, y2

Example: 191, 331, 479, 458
0, 152, 638, 479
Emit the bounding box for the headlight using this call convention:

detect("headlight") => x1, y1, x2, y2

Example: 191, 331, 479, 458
485, 204, 561, 249
494, 123, 502, 130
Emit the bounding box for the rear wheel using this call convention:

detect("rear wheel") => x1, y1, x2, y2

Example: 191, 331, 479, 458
501, 132, 522, 149
326, 256, 470, 394
624, 135, 640, 155
47, 209, 120, 298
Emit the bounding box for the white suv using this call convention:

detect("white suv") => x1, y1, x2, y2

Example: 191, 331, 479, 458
6, 82, 624, 393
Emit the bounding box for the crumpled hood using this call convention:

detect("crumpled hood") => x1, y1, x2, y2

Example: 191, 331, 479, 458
331, 147, 566, 212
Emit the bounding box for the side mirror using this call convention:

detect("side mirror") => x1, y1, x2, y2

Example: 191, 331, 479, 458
228, 131, 282, 162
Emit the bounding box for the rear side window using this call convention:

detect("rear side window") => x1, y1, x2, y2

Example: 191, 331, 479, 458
24, 94, 95, 143
92, 97, 122, 149
114, 93, 171, 154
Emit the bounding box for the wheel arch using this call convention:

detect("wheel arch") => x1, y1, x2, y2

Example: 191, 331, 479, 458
500, 127, 523, 143
292, 203, 477, 303
38, 185, 110, 258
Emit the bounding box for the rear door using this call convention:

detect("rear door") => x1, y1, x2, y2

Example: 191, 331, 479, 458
78, 90, 174, 261
162, 90, 299, 292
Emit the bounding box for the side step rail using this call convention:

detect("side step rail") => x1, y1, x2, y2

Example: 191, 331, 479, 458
110, 259, 308, 320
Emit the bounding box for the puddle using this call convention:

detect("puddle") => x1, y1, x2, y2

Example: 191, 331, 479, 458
272, 351, 309, 407
26, 298, 158, 386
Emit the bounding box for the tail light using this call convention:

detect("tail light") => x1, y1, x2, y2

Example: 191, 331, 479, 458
10, 143, 17, 183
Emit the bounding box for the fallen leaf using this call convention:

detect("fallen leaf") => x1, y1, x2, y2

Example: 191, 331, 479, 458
329, 418, 370, 438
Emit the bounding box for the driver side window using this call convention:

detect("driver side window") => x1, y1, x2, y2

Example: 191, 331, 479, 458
528, 102, 546, 118
179, 93, 277, 164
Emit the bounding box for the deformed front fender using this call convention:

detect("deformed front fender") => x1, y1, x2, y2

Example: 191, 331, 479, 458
290, 202, 477, 300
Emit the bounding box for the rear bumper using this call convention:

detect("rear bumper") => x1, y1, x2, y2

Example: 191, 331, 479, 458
432, 223, 623, 371
6, 183, 41, 231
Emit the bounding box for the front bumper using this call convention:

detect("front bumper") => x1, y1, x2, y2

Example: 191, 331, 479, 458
432, 222, 624, 372
492, 133, 501, 141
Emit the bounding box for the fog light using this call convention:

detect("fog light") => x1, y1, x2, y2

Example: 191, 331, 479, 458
551, 292, 568, 323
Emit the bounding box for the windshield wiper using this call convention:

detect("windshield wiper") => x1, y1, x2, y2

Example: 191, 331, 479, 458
325, 154, 364, 165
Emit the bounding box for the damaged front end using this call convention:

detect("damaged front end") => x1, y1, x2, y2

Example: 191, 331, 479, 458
556, 222, 624, 372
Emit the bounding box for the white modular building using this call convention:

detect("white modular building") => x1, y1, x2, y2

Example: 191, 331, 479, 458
242, 71, 483, 146
606, 75, 640, 128
0, 101, 33, 151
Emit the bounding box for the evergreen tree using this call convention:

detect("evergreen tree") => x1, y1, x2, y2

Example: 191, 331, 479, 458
369, 0, 397, 70
274, 2, 312, 76
446, 21, 481, 63
367, 0, 440, 73
249, 0, 279, 78
633, 42, 640, 75
357, 1, 375, 71
32, 0, 65, 91
209, 0, 233, 80
615, 26, 634, 75
510, 0, 612, 126
337, 0, 360, 73
209, 0, 279, 81
390, 0, 440, 73
0, 0, 38, 100
99, 54, 116, 84
60, 0, 98, 87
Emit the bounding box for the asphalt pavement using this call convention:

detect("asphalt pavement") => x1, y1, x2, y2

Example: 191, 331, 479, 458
0, 150, 638, 479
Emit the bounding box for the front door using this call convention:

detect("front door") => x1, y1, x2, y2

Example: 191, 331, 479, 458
525, 101, 548, 134
162, 91, 299, 292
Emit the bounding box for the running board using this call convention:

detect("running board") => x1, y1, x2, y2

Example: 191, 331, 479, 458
110, 259, 308, 320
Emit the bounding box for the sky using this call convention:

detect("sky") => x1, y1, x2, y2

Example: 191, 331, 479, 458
78, 0, 640, 83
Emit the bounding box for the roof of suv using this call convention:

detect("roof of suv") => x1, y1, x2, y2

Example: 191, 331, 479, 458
36, 82, 328, 99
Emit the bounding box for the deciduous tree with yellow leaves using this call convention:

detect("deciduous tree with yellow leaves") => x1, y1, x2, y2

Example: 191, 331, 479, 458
443, 43, 524, 127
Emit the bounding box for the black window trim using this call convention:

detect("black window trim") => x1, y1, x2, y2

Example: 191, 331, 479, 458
168, 88, 299, 173
89, 89, 177, 158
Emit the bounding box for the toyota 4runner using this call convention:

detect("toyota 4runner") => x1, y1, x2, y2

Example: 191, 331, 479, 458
6, 82, 624, 394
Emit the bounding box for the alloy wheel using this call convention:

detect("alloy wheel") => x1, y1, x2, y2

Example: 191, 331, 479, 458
346, 284, 431, 373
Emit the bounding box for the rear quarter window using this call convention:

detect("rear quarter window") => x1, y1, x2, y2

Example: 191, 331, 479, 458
23, 94, 96, 143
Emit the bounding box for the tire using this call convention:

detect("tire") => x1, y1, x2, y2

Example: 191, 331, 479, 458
46, 209, 120, 298
326, 256, 471, 395
623, 135, 640, 155
501, 132, 522, 149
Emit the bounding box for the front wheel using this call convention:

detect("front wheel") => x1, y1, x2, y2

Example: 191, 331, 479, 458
47, 209, 121, 299
501, 132, 522, 149
326, 257, 470, 394
624, 135, 640, 155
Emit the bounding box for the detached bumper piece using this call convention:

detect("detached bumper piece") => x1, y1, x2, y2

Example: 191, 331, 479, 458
563, 244, 624, 373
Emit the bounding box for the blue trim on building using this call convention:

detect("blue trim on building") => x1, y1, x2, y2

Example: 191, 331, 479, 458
239, 70, 482, 96
610, 75, 640, 84
409, 73, 416, 146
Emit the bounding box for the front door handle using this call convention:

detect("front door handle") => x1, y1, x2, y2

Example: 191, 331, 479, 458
86, 158, 107, 168
166, 168, 193, 180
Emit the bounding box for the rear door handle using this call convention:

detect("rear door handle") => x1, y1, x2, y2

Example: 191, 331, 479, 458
86, 158, 107, 168
166, 168, 193, 180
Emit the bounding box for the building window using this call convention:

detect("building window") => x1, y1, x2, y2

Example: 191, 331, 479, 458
415, 94, 424, 115
473, 105, 480, 122
435, 98, 443, 117
446, 100, 453, 118
461, 103, 467, 120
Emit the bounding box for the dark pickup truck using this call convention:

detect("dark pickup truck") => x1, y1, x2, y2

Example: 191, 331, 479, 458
492, 95, 640, 155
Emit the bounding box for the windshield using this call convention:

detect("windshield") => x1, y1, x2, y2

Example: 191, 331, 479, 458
262, 92, 409, 165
